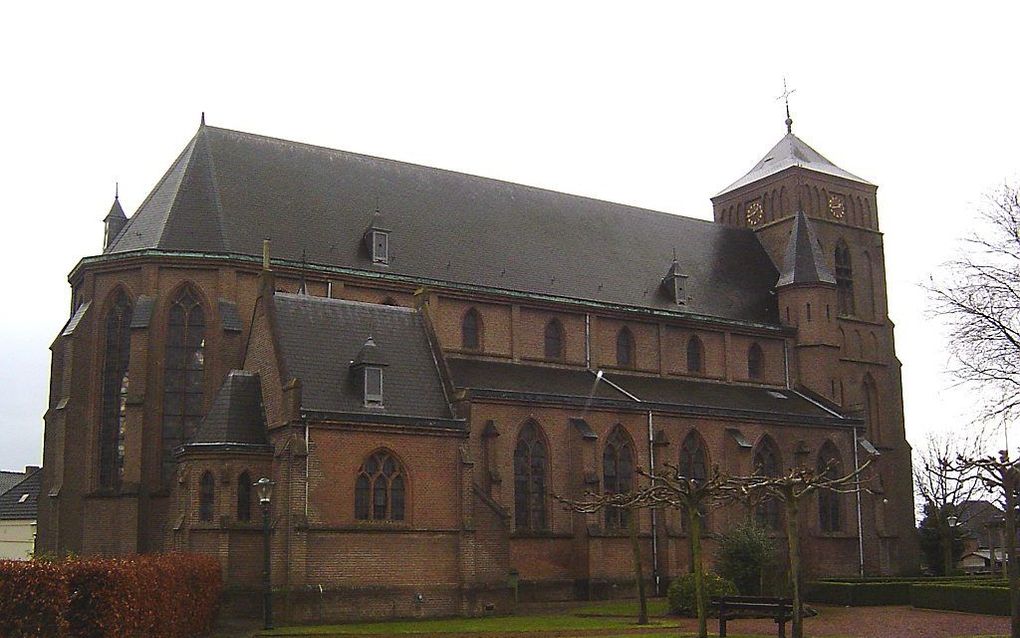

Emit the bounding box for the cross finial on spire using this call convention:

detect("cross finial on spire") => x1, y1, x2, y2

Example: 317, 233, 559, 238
777, 77, 796, 134
200, 111, 206, 127
115, 181, 119, 200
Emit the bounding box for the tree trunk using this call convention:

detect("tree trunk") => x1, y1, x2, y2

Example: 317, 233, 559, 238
628, 511, 648, 625
1005, 469, 1019, 638
784, 497, 803, 638
942, 518, 955, 576
689, 506, 707, 638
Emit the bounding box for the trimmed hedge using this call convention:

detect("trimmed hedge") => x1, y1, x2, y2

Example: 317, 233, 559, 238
0, 554, 221, 637
806, 581, 912, 606
668, 572, 738, 616
910, 584, 1010, 616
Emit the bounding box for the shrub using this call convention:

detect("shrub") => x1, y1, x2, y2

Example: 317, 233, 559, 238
0, 559, 68, 637
0, 554, 222, 637
668, 572, 738, 616
910, 583, 1010, 616
715, 520, 776, 595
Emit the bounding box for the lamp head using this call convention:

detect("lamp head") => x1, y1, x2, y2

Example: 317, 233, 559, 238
255, 477, 274, 504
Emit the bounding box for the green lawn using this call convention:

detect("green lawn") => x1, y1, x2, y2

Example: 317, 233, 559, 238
573, 598, 670, 617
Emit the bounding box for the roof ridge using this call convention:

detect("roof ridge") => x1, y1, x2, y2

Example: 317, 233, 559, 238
195, 127, 230, 252
275, 292, 417, 313
204, 125, 713, 226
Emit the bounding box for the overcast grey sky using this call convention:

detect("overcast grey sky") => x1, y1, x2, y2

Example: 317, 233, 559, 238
1, 2, 1018, 471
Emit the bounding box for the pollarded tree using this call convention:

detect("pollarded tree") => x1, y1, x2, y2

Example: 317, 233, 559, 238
558, 463, 731, 638
913, 433, 983, 575
728, 458, 873, 638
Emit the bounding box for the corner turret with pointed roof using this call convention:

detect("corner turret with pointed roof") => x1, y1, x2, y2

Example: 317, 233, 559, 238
103, 186, 127, 251
777, 211, 835, 287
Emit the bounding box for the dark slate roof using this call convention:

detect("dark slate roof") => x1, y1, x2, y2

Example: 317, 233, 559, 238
106, 125, 780, 325
104, 197, 126, 222
777, 211, 835, 287
448, 358, 846, 425
0, 468, 41, 520
0, 471, 26, 495
271, 293, 456, 422
189, 370, 269, 447
218, 299, 243, 332
61, 301, 90, 337
718, 132, 870, 196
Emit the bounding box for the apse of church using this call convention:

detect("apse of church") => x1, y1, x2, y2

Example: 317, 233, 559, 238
37, 117, 917, 622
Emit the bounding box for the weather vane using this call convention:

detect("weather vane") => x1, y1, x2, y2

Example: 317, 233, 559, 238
777, 77, 796, 134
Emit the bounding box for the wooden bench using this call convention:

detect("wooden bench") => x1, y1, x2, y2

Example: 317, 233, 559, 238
709, 595, 794, 638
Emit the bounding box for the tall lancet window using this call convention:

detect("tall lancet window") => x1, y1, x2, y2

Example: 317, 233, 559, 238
602, 427, 634, 530
162, 287, 206, 483
514, 421, 548, 531
835, 240, 855, 316
99, 291, 132, 489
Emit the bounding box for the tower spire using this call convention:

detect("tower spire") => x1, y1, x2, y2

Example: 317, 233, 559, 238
777, 77, 796, 134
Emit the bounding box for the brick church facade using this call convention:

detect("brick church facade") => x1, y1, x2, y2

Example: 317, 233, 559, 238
37, 118, 917, 621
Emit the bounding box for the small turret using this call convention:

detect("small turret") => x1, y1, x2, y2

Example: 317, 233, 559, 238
103, 186, 127, 251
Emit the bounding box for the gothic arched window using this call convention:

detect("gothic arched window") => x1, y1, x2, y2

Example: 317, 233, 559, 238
237, 471, 252, 522
199, 470, 215, 522
748, 342, 764, 380
355, 451, 406, 521
544, 319, 565, 360
616, 327, 635, 369
817, 442, 843, 532
603, 427, 634, 530
162, 287, 206, 483
462, 308, 482, 351
514, 421, 548, 531
753, 437, 782, 531
835, 240, 855, 316
686, 335, 704, 374
679, 431, 709, 530
99, 291, 132, 490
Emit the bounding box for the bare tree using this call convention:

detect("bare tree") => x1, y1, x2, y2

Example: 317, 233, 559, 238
728, 458, 873, 638
913, 433, 984, 574
957, 451, 1020, 638
558, 464, 731, 638
928, 183, 1020, 422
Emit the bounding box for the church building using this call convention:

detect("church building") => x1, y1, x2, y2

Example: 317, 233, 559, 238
37, 114, 917, 621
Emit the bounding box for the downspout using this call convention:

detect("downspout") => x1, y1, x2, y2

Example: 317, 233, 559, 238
596, 373, 660, 595
783, 339, 791, 388
853, 426, 865, 577
305, 418, 310, 518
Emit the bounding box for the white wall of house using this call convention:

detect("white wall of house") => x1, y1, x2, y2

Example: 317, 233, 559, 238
0, 519, 36, 559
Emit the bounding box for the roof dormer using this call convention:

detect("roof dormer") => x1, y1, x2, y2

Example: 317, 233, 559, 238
350, 336, 388, 408
661, 254, 689, 306
364, 209, 392, 265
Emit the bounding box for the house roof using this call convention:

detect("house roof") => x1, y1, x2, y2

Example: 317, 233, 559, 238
105, 124, 781, 325
0, 468, 41, 520
447, 358, 848, 425
718, 132, 870, 196
777, 211, 835, 287
187, 370, 269, 449
271, 293, 456, 423
0, 471, 25, 495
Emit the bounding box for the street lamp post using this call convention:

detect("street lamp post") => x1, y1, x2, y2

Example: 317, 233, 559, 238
945, 514, 959, 576
256, 477, 274, 630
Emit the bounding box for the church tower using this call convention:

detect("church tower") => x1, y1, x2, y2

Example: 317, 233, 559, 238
711, 112, 916, 574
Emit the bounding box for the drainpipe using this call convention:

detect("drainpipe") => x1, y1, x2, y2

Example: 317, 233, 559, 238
853, 426, 865, 577
596, 372, 660, 595
783, 339, 791, 388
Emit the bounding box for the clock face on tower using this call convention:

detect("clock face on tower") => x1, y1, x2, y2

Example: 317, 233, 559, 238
828, 194, 846, 220
745, 201, 764, 226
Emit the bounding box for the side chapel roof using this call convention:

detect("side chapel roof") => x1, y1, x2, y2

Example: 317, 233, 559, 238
105, 124, 780, 325
188, 370, 269, 448
270, 293, 458, 425
777, 211, 836, 287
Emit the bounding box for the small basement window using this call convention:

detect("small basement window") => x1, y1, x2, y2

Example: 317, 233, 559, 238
364, 366, 384, 407
371, 230, 389, 264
